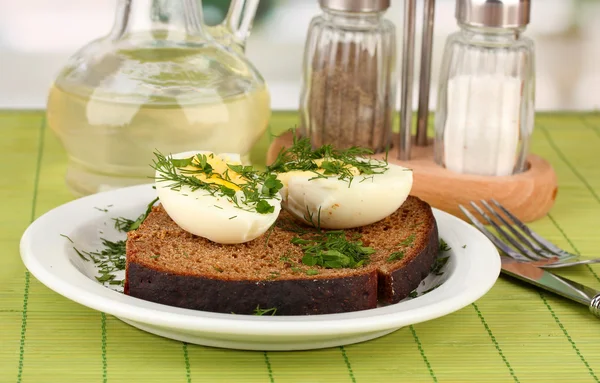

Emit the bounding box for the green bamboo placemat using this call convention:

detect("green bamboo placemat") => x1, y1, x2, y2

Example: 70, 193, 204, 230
1, 110, 600, 383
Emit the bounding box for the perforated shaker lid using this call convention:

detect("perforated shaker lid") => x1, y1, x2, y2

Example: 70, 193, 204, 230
456, 0, 531, 28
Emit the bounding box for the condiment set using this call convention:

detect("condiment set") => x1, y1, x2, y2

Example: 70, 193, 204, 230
269, 0, 557, 222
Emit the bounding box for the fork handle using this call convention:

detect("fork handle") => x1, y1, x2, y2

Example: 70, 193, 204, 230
591, 294, 600, 318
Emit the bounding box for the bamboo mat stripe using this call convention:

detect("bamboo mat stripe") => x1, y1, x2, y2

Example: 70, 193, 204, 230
471, 303, 520, 383
2, 111, 600, 382
101, 313, 108, 383
263, 351, 275, 383
16, 116, 45, 383
183, 343, 192, 383
409, 325, 439, 382
539, 292, 599, 382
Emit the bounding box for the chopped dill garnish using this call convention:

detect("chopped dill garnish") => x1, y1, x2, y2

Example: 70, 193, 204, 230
462, 244, 467, 249
253, 306, 277, 316
279, 208, 374, 269
264, 224, 276, 248
229, 215, 237, 220
303, 206, 322, 230
73, 247, 90, 261
74, 238, 127, 286
113, 197, 158, 232
150, 254, 160, 259
387, 251, 405, 262
267, 128, 392, 186
113, 217, 135, 232
431, 256, 450, 276
408, 284, 443, 299
422, 284, 442, 295
439, 239, 451, 252
291, 230, 375, 269
151, 151, 281, 215
60, 234, 74, 243
399, 234, 415, 247
94, 207, 109, 213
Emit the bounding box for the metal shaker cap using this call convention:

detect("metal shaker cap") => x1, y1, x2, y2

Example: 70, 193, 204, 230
319, 0, 390, 13
456, 0, 531, 28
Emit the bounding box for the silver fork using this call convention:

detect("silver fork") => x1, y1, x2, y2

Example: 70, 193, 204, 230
459, 199, 600, 269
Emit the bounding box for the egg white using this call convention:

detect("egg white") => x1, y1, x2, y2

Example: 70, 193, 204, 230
156, 151, 281, 244
278, 161, 413, 230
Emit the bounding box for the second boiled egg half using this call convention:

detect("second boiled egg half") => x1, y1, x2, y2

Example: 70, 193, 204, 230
275, 158, 413, 229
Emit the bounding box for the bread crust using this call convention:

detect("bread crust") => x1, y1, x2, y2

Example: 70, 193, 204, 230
125, 264, 377, 315
125, 196, 439, 315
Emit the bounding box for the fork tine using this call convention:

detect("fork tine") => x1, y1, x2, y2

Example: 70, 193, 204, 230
480, 200, 554, 259
490, 199, 578, 259
459, 204, 530, 262
469, 201, 544, 261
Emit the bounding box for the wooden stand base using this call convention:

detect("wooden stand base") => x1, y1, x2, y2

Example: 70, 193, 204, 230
266, 131, 558, 223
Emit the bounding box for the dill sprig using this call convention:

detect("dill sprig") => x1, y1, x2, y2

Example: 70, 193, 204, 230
276, 213, 374, 269
113, 197, 159, 233
439, 238, 451, 252
151, 151, 282, 214
76, 239, 127, 285
68, 198, 160, 288
291, 230, 375, 269
113, 217, 135, 233
253, 306, 277, 316
431, 256, 450, 276
387, 251, 405, 262
431, 239, 452, 276
267, 129, 389, 185
386, 234, 415, 263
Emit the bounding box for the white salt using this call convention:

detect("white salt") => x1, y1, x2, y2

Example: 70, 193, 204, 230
443, 74, 523, 176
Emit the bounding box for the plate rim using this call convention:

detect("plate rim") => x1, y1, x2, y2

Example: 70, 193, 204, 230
20, 184, 501, 337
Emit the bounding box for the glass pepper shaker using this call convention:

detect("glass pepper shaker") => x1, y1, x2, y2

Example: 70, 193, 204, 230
299, 0, 397, 153
434, 0, 535, 176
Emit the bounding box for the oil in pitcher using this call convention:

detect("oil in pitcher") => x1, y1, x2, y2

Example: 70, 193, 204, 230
46, 0, 269, 196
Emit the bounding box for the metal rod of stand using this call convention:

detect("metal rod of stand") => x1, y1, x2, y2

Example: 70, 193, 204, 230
398, 0, 417, 160
415, 0, 435, 146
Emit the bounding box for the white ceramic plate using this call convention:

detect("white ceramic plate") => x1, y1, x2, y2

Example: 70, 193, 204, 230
20, 184, 500, 351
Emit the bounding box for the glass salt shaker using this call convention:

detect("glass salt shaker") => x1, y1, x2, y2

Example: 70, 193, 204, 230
434, 0, 535, 176
299, 0, 396, 153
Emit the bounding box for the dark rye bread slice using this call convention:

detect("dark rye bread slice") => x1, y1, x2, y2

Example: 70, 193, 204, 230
124, 196, 439, 315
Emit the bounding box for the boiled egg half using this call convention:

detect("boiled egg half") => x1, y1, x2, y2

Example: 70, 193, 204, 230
275, 159, 413, 229
155, 151, 281, 244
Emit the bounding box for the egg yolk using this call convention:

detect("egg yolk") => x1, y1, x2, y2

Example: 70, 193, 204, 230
180, 154, 247, 191
276, 158, 361, 188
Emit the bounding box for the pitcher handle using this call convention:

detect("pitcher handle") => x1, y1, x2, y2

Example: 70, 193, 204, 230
225, 0, 259, 49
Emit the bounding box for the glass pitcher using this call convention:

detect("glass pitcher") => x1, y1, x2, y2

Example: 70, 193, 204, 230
46, 0, 269, 197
